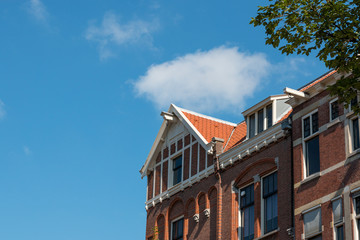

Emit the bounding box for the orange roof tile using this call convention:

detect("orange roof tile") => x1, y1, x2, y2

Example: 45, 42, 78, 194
181, 110, 247, 151
278, 109, 293, 123
299, 70, 337, 92
224, 121, 247, 151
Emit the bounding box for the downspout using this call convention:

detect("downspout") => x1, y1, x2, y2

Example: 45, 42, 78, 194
282, 115, 295, 239
211, 137, 224, 240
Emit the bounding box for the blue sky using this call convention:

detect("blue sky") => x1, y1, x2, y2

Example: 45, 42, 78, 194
0, 1, 327, 239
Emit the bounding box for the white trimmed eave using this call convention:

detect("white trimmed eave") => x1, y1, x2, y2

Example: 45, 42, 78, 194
171, 104, 211, 148
285, 71, 347, 107
140, 120, 168, 178
140, 104, 212, 178
242, 94, 289, 117
218, 123, 284, 169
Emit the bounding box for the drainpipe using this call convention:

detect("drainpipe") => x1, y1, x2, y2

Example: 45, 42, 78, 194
211, 137, 224, 240
282, 115, 295, 239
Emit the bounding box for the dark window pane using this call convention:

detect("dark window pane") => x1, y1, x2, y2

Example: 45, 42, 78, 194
258, 109, 264, 133
336, 225, 344, 240
304, 117, 311, 138
305, 136, 320, 176
331, 100, 339, 120
263, 172, 278, 233
351, 96, 358, 109
249, 114, 255, 138
266, 105, 272, 128
352, 118, 360, 150
356, 196, 360, 215
172, 218, 184, 240
312, 112, 319, 133
241, 185, 254, 209
309, 235, 322, 240
172, 156, 182, 185
242, 205, 254, 240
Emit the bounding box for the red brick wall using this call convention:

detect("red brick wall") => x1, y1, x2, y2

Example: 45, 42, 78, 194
145, 136, 292, 240
155, 165, 161, 196
183, 148, 190, 181
199, 145, 206, 171
162, 161, 168, 192
191, 143, 198, 177
291, 89, 360, 240
147, 171, 154, 201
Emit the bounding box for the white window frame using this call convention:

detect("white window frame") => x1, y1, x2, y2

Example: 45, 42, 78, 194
349, 116, 360, 153
246, 103, 274, 139
352, 191, 360, 240
170, 215, 184, 240
302, 109, 320, 179
329, 98, 340, 122
238, 182, 255, 240
260, 170, 278, 236
331, 196, 344, 240
170, 153, 183, 187
302, 205, 322, 240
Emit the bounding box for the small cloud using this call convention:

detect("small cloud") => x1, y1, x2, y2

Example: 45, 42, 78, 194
134, 46, 271, 113
28, 0, 49, 23
0, 100, 6, 120
85, 12, 158, 60
23, 146, 32, 156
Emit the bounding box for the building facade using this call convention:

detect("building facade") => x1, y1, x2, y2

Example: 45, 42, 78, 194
140, 71, 360, 240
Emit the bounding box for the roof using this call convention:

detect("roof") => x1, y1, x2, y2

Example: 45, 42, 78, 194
298, 70, 337, 92
180, 109, 247, 150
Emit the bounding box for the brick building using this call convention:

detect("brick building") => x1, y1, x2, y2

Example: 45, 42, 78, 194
140, 94, 294, 239
140, 70, 360, 240
284, 70, 360, 240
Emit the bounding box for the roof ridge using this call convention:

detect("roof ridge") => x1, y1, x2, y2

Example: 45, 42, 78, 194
178, 107, 237, 127
298, 70, 336, 91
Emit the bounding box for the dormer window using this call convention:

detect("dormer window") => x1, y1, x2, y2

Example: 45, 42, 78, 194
247, 104, 274, 139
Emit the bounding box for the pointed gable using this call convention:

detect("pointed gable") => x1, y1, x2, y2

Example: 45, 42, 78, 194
180, 109, 237, 148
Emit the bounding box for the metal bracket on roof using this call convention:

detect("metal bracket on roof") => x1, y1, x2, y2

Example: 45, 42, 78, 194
284, 87, 309, 99
160, 111, 176, 122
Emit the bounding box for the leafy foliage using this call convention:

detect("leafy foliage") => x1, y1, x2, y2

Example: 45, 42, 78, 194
251, 0, 360, 109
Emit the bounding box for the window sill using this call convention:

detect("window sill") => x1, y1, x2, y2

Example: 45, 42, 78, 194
255, 228, 279, 240
327, 118, 340, 128
300, 172, 321, 186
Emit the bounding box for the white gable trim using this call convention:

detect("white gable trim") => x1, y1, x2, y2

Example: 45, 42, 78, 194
139, 104, 211, 178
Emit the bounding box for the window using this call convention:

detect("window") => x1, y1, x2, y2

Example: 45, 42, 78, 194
351, 117, 360, 151
332, 198, 344, 240
171, 217, 183, 240
266, 104, 273, 128
247, 104, 273, 139
258, 109, 264, 133
172, 156, 182, 185
303, 207, 322, 239
240, 184, 254, 240
330, 99, 339, 121
303, 111, 320, 177
263, 172, 278, 233
249, 114, 256, 138
354, 195, 360, 240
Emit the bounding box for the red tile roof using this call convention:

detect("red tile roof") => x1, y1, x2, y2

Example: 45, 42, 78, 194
299, 70, 337, 92
181, 110, 247, 151
224, 121, 247, 151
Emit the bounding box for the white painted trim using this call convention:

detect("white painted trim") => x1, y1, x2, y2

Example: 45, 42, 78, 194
242, 94, 289, 116
219, 124, 284, 167
329, 97, 339, 122
284, 87, 308, 98
302, 109, 319, 179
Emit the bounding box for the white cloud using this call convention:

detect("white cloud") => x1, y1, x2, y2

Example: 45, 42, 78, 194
134, 46, 271, 113
23, 146, 32, 156
85, 12, 158, 60
28, 0, 49, 23
0, 100, 6, 120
